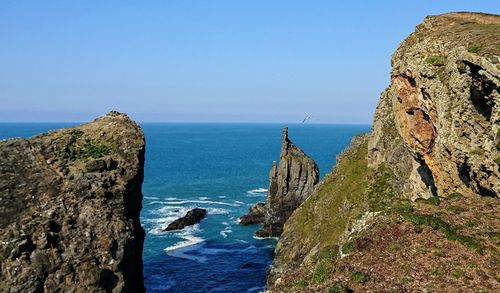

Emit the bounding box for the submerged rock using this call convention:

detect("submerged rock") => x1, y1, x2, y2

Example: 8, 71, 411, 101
0, 111, 145, 292
164, 208, 207, 231
244, 128, 319, 237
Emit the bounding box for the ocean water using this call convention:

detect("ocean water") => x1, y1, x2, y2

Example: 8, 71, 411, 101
0, 123, 370, 292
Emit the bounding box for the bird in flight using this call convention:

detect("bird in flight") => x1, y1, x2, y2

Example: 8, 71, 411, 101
302, 115, 312, 123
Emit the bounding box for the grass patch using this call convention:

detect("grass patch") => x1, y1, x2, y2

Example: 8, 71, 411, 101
313, 263, 329, 283
388, 242, 400, 251
485, 231, 499, 242
415, 245, 428, 254
451, 269, 464, 279
75, 140, 111, 159
341, 241, 355, 254
431, 267, 444, 278
68, 129, 84, 137
447, 205, 465, 214
350, 271, 370, 284
328, 282, 351, 293
399, 275, 412, 284
293, 278, 308, 288
467, 45, 481, 53
393, 200, 483, 254
465, 220, 476, 228
415, 196, 440, 206
425, 55, 447, 66
367, 163, 395, 211
444, 192, 463, 201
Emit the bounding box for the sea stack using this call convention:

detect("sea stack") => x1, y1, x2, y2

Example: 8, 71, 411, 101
0, 111, 145, 292
241, 128, 319, 237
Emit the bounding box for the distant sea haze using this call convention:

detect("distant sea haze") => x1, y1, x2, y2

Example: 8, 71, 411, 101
0, 122, 369, 292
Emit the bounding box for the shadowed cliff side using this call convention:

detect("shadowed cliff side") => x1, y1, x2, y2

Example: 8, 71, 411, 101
240, 128, 319, 238
268, 12, 499, 292
0, 111, 145, 293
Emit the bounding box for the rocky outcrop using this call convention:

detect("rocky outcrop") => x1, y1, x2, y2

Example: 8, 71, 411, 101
268, 13, 500, 292
239, 203, 266, 225
0, 111, 145, 293
240, 128, 319, 237
368, 12, 500, 199
164, 208, 207, 231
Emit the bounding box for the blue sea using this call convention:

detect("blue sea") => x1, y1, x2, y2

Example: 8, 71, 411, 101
0, 123, 369, 292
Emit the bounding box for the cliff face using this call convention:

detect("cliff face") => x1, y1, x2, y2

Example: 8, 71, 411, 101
369, 12, 500, 199
240, 128, 319, 237
0, 111, 145, 293
269, 13, 499, 292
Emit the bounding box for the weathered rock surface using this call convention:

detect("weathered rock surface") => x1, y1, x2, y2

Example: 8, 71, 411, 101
239, 203, 266, 225
268, 13, 500, 292
164, 208, 207, 231
368, 12, 500, 199
246, 128, 319, 238
0, 111, 145, 293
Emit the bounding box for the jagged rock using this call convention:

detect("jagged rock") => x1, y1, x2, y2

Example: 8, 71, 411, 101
253, 128, 319, 237
164, 208, 207, 231
0, 111, 145, 293
239, 203, 266, 225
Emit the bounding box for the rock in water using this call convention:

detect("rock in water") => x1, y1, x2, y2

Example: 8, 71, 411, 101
239, 202, 266, 225
254, 128, 319, 237
0, 111, 145, 293
164, 208, 207, 231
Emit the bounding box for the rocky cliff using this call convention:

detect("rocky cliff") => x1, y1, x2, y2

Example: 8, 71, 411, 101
268, 12, 499, 292
369, 12, 500, 199
240, 128, 319, 237
0, 111, 145, 293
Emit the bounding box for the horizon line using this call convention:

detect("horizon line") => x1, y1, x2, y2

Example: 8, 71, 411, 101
0, 120, 372, 125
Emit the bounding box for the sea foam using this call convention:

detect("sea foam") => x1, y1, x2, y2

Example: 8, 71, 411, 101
246, 188, 268, 197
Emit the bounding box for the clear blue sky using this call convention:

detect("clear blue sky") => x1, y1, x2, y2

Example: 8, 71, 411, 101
1, 1, 498, 123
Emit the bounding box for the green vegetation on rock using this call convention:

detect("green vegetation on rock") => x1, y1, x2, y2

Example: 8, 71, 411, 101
328, 282, 351, 293
425, 55, 447, 66
350, 271, 370, 284
467, 45, 481, 53
393, 200, 483, 254
341, 241, 356, 254
75, 140, 111, 159
313, 262, 329, 283
444, 192, 463, 201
